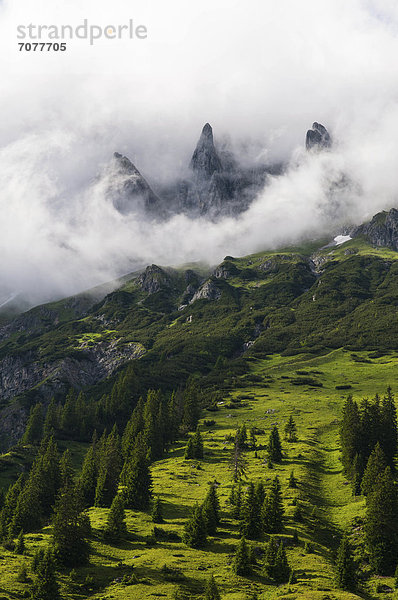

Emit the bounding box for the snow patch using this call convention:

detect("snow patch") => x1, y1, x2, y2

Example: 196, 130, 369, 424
334, 235, 352, 246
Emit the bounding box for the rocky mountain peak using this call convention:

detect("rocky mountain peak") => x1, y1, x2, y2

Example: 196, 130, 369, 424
352, 208, 398, 250
190, 123, 223, 178
136, 264, 173, 294
306, 122, 332, 151
109, 153, 161, 215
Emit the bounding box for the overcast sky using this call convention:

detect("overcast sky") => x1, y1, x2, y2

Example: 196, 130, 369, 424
0, 0, 398, 303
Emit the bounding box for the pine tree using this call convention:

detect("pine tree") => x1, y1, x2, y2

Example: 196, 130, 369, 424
77, 433, 99, 507
284, 416, 298, 442
30, 547, 60, 600
249, 427, 257, 450
204, 574, 221, 600
365, 467, 398, 574
232, 536, 251, 576
15, 529, 25, 554
192, 427, 204, 458
263, 536, 278, 580
182, 381, 201, 431
274, 541, 290, 583
335, 535, 356, 590
183, 503, 207, 548
340, 395, 361, 477
60, 449, 74, 487
230, 482, 243, 519
380, 387, 397, 468
229, 433, 248, 482
202, 483, 220, 535
152, 497, 164, 524
22, 403, 44, 445
236, 424, 248, 449
94, 427, 122, 508
52, 483, 91, 567
104, 493, 127, 540
121, 438, 152, 510
184, 437, 194, 459
361, 442, 387, 496
121, 396, 145, 458
43, 398, 59, 437
262, 476, 284, 533
288, 471, 297, 488
61, 390, 79, 438
268, 426, 283, 462
0, 475, 25, 540
352, 453, 364, 496
240, 482, 260, 539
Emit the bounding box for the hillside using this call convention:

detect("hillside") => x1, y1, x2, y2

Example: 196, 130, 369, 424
1, 220, 398, 599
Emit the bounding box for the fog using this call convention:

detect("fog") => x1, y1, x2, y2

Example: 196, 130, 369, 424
0, 0, 398, 305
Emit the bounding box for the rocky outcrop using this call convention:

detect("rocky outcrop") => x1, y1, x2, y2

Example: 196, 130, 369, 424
306, 122, 332, 151
213, 261, 239, 279
351, 208, 398, 250
190, 280, 222, 303
108, 153, 161, 215
136, 264, 175, 294
190, 123, 222, 178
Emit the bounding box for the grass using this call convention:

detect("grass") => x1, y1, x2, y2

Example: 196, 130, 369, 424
1, 349, 398, 598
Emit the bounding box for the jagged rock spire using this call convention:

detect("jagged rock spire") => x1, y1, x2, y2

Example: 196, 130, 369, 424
190, 123, 223, 178
306, 122, 332, 151
110, 152, 160, 213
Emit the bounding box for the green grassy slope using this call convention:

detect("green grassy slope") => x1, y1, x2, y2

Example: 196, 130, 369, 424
1, 349, 398, 599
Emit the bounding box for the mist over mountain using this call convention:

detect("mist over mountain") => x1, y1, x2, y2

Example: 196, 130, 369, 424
1, 0, 398, 309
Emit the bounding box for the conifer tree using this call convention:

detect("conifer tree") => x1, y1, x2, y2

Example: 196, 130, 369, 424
361, 442, 387, 496
184, 437, 194, 459
104, 493, 127, 540
183, 503, 207, 548
121, 396, 145, 458
237, 424, 248, 449
204, 574, 221, 600
182, 381, 201, 431
351, 453, 365, 496
263, 536, 279, 580
60, 449, 74, 488
192, 427, 204, 459
22, 403, 44, 445
268, 426, 283, 462
230, 482, 243, 519
335, 535, 356, 590
77, 433, 99, 507
0, 475, 25, 540
94, 427, 122, 508
43, 398, 59, 437
288, 471, 297, 488
15, 529, 25, 554
29, 547, 60, 600
232, 536, 251, 576
52, 483, 91, 567
152, 497, 164, 524
61, 390, 79, 438
240, 482, 260, 539
262, 476, 284, 533
230, 434, 248, 482
274, 541, 290, 583
380, 386, 397, 468
340, 395, 361, 477
284, 416, 298, 442
202, 483, 220, 535
121, 437, 152, 510
249, 427, 257, 450
365, 467, 398, 574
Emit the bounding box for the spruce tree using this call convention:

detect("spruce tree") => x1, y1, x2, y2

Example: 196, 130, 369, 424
240, 482, 260, 539
152, 497, 164, 524
274, 541, 290, 583
230, 482, 243, 519
361, 442, 387, 496
284, 416, 298, 442
184, 437, 194, 459
121, 396, 145, 458
380, 387, 397, 468
233, 536, 251, 576
230, 434, 248, 482
60, 449, 74, 488
121, 438, 153, 510
202, 483, 220, 535
52, 483, 91, 567
183, 503, 207, 548
263, 535, 279, 580
0, 475, 25, 540
335, 535, 356, 590
192, 427, 204, 459
104, 493, 127, 540
77, 433, 99, 507
94, 427, 122, 508
262, 476, 284, 533
204, 574, 221, 600
268, 426, 283, 462
43, 398, 59, 437
30, 547, 60, 600
340, 395, 361, 477
365, 467, 398, 574
351, 453, 364, 496
15, 529, 25, 554
237, 424, 248, 449
182, 381, 201, 431
22, 403, 44, 445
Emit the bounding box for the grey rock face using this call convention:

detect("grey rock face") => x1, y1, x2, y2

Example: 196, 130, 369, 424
190, 279, 222, 303
190, 123, 222, 178
136, 264, 174, 294
306, 122, 332, 151
108, 152, 161, 214
352, 208, 398, 250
